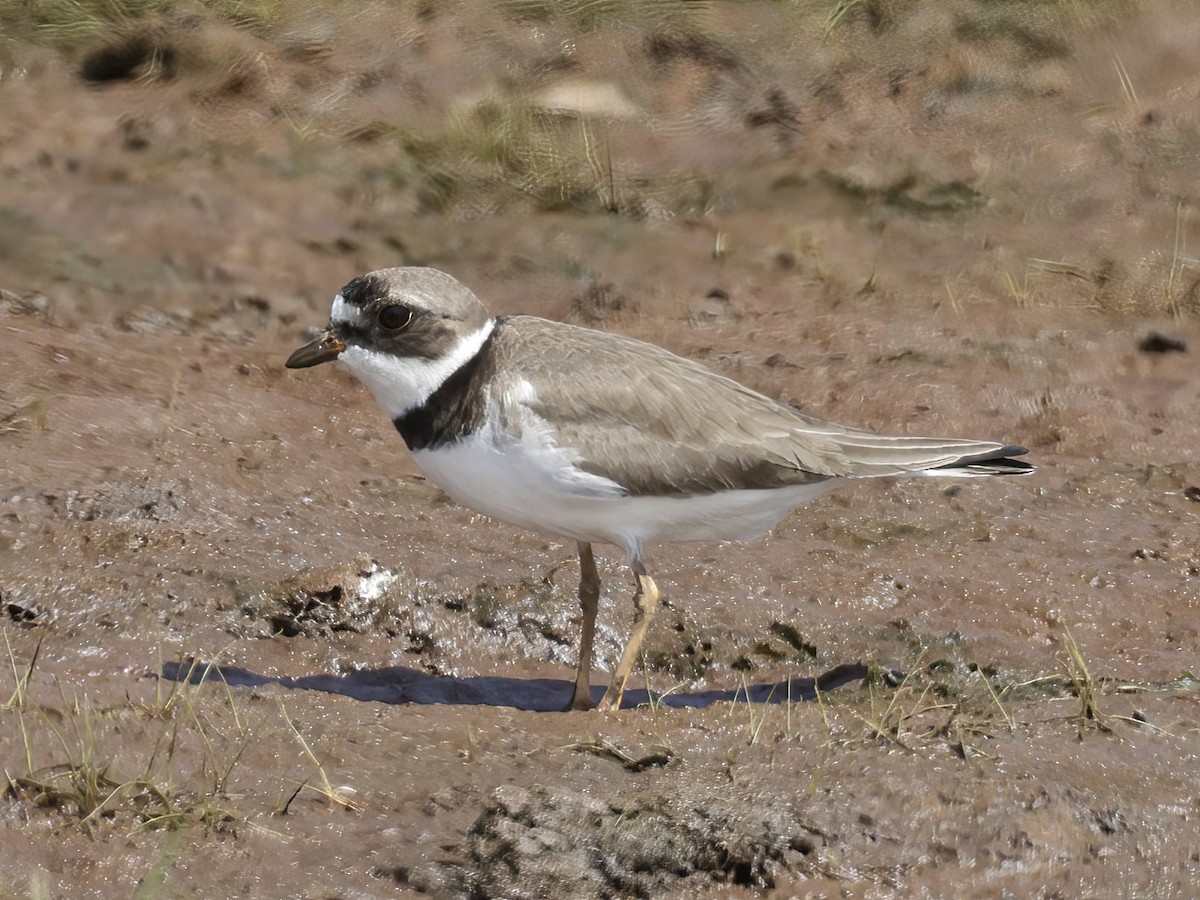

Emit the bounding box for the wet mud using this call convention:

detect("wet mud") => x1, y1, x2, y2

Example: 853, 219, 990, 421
2, 2, 1200, 896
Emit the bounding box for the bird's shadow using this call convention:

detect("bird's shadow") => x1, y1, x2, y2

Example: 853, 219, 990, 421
160, 658, 870, 711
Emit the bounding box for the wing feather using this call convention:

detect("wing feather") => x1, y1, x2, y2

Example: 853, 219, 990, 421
488, 317, 1030, 497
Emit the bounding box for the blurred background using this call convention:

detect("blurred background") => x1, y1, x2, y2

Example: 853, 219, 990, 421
3, 0, 1197, 325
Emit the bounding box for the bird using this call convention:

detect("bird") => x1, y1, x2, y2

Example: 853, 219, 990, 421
286, 267, 1033, 711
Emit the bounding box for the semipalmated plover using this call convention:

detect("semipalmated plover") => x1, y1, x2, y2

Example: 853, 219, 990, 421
287, 267, 1032, 711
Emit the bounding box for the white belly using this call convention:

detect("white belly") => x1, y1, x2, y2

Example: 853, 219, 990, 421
412, 430, 836, 561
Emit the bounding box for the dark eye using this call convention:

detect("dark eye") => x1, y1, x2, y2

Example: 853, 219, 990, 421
378, 305, 413, 331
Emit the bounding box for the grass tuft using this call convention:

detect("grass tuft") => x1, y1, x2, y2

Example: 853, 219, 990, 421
279, 701, 359, 812
0, 645, 256, 834
1060, 625, 1109, 731
20, 0, 170, 48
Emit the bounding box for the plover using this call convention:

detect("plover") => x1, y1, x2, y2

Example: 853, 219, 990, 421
287, 267, 1032, 711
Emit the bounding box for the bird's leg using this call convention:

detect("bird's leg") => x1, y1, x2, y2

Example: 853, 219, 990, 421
597, 560, 660, 712
567, 541, 601, 711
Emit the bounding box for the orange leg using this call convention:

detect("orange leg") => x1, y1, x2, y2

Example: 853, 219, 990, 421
597, 560, 660, 712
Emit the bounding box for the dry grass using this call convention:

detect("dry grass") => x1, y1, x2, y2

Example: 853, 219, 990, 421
563, 735, 674, 771
1, 0, 287, 46
2, 649, 239, 834
0, 641, 355, 838
3, 0, 1188, 317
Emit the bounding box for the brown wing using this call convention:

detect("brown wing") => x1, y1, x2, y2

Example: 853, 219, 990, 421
490, 317, 1029, 498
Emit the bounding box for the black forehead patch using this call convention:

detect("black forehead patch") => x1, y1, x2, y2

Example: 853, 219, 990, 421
339, 273, 388, 307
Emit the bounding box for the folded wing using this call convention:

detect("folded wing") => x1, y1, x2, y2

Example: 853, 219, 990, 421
492, 318, 1032, 498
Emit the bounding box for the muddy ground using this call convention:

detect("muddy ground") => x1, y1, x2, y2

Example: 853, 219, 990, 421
2, 2, 1199, 896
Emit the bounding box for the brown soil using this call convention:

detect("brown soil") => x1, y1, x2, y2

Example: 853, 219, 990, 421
2, 2, 1199, 896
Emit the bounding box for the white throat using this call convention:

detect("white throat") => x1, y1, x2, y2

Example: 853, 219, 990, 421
336, 318, 496, 420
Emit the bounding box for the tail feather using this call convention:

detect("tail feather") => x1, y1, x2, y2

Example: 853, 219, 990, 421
930, 443, 1033, 476
825, 435, 1034, 478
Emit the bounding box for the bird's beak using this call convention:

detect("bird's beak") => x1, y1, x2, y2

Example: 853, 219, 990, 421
286, 329, 346, 369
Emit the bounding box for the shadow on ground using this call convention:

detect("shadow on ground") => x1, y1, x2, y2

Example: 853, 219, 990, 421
162, 659, 870, 711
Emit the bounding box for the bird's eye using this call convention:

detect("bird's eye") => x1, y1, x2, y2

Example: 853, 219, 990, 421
378, 305, 413, 331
